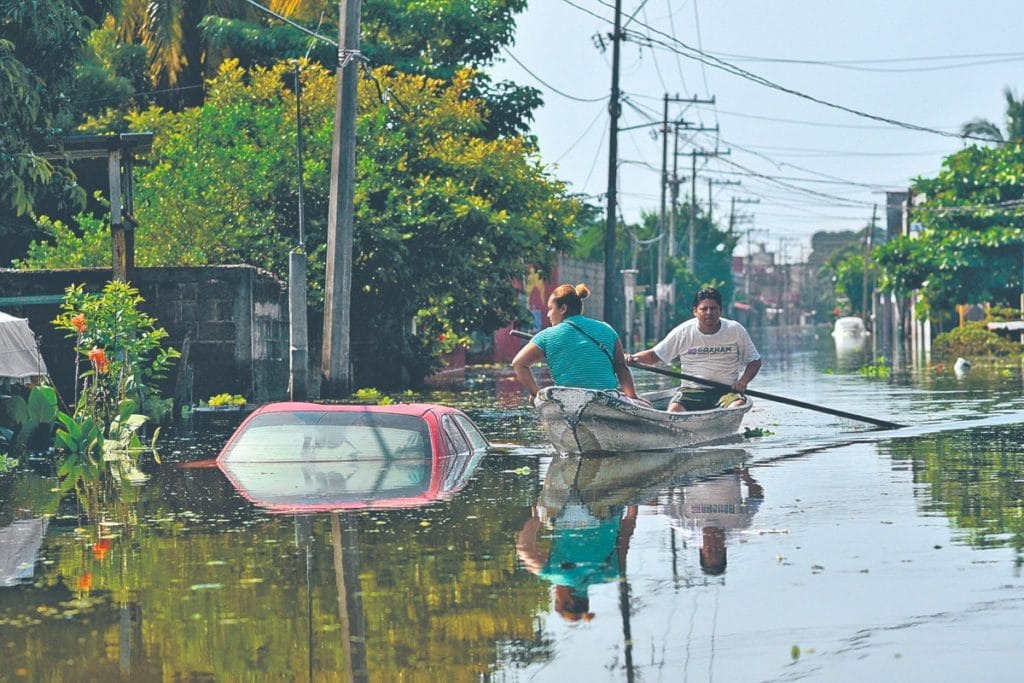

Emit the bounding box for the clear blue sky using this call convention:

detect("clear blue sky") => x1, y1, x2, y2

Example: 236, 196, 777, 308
491, 0, 1024, 261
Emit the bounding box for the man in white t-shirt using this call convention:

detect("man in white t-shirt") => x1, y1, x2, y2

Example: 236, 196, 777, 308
626, 287, 761, 412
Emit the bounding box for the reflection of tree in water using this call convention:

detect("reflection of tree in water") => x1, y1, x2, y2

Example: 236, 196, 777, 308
882, 425, 1024, 562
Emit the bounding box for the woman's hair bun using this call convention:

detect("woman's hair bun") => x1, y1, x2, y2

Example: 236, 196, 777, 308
574, 283, 591, 300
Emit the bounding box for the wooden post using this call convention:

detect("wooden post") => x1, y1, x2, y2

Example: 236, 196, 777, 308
602, 0, 623, 334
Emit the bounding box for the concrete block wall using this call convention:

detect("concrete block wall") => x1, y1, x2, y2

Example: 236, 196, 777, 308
0, 266, 289, 405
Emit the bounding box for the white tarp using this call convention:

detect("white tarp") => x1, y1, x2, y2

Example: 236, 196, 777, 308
0, 311, 48, 381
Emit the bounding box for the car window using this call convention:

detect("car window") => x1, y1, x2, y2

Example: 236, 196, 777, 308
441, 415, 470, 455
221, 411, 430, 463
453, 414, 489, 451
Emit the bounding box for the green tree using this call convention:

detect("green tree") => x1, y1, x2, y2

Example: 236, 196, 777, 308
0, 1, 93, 217
960, 86, 1024, 144
571, 203, 739, 322
874, 143, 1024, 319
107, 0, 538, 135
22, 59, 580, 386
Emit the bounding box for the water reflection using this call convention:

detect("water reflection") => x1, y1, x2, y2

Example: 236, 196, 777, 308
662, 466, 763, 575
517, 449, 749, 619
218, 449, 486, 513
3, 352, 1024, 680
0, 517, 47, 587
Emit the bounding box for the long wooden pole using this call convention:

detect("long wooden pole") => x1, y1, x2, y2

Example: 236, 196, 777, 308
509, 329, 903, 429
603, 0, 624, 333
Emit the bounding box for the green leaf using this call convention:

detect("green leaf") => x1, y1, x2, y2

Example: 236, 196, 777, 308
26, 386, 58, 424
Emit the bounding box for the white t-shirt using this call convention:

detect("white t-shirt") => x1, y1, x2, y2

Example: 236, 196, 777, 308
663, 473, 762, 543
652, 317, 760, 388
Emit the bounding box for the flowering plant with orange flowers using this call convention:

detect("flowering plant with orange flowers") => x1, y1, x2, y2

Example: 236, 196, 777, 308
50, 282, 181, 501
54, 281, 179, 424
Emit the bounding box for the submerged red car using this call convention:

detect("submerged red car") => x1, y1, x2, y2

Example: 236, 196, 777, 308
216, 402, 490, 513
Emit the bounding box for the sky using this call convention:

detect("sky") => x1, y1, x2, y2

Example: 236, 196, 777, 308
489, 0, 1024, 262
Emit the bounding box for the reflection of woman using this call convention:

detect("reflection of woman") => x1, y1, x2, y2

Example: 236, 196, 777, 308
512, 283, 645, 407
516, 502, 636, 621
663, 468, 764, 575
516, 453, 644, 621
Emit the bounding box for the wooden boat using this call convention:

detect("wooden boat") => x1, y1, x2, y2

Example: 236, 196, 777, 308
535, 386, 752, 454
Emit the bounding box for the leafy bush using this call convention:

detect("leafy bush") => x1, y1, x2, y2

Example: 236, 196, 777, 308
208, 393, 246, 408
932, 323, 1021, 359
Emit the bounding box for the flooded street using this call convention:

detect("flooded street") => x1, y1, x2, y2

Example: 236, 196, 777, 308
3, 327, 1024, 681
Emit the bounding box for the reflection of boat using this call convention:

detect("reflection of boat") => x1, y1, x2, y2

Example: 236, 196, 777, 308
832, 316, 868, 354
519, 447, 748, 639
537, 448, 750, 515
216, 402, 489, 513
535, 386, 751, 454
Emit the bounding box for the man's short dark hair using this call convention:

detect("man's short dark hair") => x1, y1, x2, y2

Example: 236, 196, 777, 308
693, 287, 722, 308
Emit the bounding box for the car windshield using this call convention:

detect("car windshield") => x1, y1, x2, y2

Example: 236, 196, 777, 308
220, 411, 431, 463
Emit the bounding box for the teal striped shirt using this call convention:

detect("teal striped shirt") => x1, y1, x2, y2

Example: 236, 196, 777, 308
532, 315, 620, 389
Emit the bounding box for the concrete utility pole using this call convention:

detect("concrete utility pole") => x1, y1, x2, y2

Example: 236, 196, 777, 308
707, 178, 740, 224
321, 0, 361, 399
862, 203, 877, 323
289, 62, 309, 401
603, 0, 624, 333
656, 95, 714, 339
685, 147, 729, 280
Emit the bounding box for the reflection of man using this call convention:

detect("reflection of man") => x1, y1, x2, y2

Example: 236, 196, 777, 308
664, 468, 763, 575
516, 501, 637, 621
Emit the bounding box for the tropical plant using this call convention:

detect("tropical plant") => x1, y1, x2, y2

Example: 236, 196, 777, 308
207, 392, 246, 408
25, 59, 580, 386
44, 282, 176, 511
0, 1, 91, 216
352, 387, 393, 406
0, 384, 59, 455
107, 0, 537, 134
874, 142, 1024, 318
932, 323, 1021, 359
52, 281, 180, 424
960, 86, 1024, 144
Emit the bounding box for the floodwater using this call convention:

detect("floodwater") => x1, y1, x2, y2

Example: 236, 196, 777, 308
2, 327, 1024, 681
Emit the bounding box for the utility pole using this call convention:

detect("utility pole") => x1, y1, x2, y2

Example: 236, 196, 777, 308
862, 203, 877, 323
707, 178, 740, 223
321, 0, 361, 398
289, 61, 309, 400
656, 95, 714, 338
603, 0, 624, 333
729, 197, 760, 237
685, 147, 729, 280
657, 94, 669, 340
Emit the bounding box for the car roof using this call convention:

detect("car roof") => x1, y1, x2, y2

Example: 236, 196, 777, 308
247, 402, 452, 418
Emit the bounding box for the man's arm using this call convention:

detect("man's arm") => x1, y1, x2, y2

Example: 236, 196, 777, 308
733, 358, 761, 393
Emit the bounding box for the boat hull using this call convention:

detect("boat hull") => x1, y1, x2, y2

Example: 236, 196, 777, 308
536, 386, 752, 454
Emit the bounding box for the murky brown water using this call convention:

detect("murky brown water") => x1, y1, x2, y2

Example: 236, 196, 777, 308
2, 327, 1024, 681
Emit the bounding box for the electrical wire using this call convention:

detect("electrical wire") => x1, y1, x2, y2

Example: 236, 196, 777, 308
500, 47, 607, 103
239, 0, 337, 47
568, 0, 994, 143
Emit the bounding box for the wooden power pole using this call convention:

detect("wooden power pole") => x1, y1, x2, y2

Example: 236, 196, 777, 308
603, 0, 624, 333
321, 0, 361, 399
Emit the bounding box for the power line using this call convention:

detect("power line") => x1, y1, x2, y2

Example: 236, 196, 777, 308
715, 156, 876, 208
500, 47, 607, 102
239, 0, 337, 47
704, 49, 1024, 73
572, 0, 993, 142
